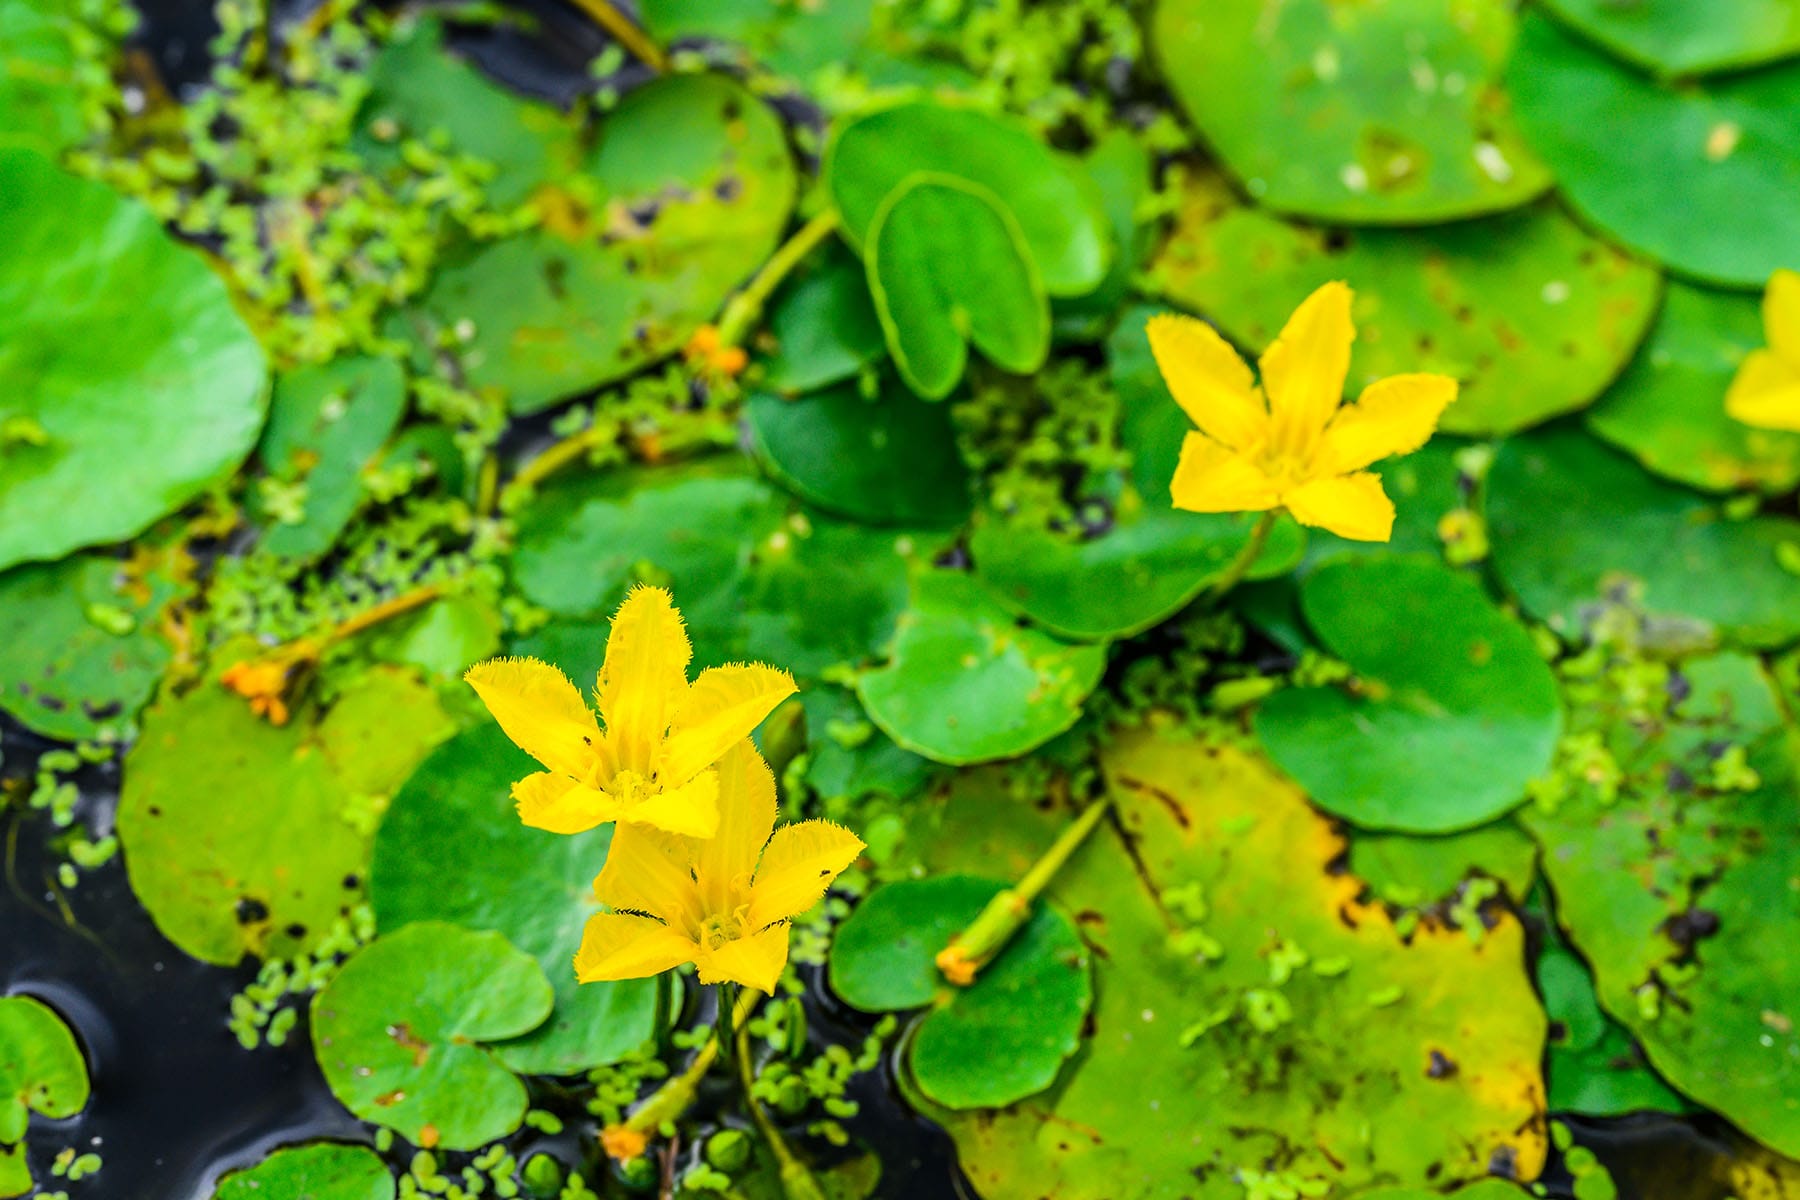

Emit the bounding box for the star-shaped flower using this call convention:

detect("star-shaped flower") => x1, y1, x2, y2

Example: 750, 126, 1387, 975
1148, 281, 1457, 542
576, 739, 864, 993
464, 585, 795, 839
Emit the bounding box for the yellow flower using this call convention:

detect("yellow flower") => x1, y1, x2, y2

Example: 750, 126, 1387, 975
464, 585, 795, 839
1725, 268, 1800, 432
1148, 281, 1458, 542
576, 739, 864, 993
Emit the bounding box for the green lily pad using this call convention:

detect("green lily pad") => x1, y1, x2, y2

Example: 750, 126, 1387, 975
118, 664, 455, 966
311, 922, 552, 1150
1353, 1184, 1532, 1200
1256, 556, 1562, 833
0, 995, 88, 1146
639, 0, 878, 84
746, 376, 971, 528
1509, 12, 1800, 289
1536, 0, 1800, 80
1536, 927, 1684, 1118
405, 72, 795, 414
1485, 428, 1800, 649
825, 101, 1111, 297
856, 569, 1108, 766
970, 498, 1303, 642
1349, 822, 1538, 909
1518, 653, 1800, 1154
255, 356, 408, 561
1585, 282, 1800, 494
1053, 130, 1153, 341
0, 149, 268, 572
1148, 170, 1662, 437
800, 685, 937, 806
513, 460, 928, 678
866, 174, 1050, 400
1152, 0, 1551, 223
830, 875, 1091, 1109
0, 0, 88, 155
756, 241, 887, 396
908, 727, 1547, 1197
371, 724, 658, 1075
213, 1142, 396, 1200
0, 544, 188, 742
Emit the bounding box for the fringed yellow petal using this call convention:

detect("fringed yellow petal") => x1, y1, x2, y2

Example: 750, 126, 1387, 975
1321, 373, 1458, 474
694, 923, 790, 993
594, 823, 704, 928
596, 585, 692, 775
623, 769, 720, 839
1725, 348, 1800, 432
574, 912, 696, 983
747, 820, 865, 929
1259, 280, 1354, 445
659, 664, 796, 789
513, 771, 619, 835
1170, 433, 1282, 515
1283, 472, 1395, 542
1146, 312, 1267, 452
464, 658, 599, 778
693, 741, 778, 917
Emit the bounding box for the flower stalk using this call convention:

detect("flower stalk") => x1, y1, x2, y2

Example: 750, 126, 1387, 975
1206, 509, 1279, 600
601, 987, 762, 1162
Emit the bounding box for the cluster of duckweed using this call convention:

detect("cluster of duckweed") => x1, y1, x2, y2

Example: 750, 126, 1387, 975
225, 906, 374, 1050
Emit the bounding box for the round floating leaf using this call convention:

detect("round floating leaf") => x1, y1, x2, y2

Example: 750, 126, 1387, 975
756, 241, 887, 396
906, 730, 1547, 1197
405, 73, 796, 414
255, 356, 408, 561
1536, 0, 1800, 79
312, 922, 552, 1150
0, 149, 267, 571
118, 665, 454, 966
1509, 12, 1800, 289
1256, 556, 1561, 833
746, 377, 971, 528
213, 1142, 395, 1200
1486, 428, 1800, 649
866, 175, 1050, 400
0, 545, 188, 741
371, 725, 658, 1075
1519, 654, 1800, 1153
1149, 170, 1661, 436
513, 460, 927, 678
1585, 282, 1800, 494
829, 875, 1091, 1110
640, 0, 879, 83
1152, 0, 1550, 223
0, 0, 87, 154
826, 101, 1111, 296
1349, 822, 1538, 908
856, 569, 1108, 766
0, 995, 89, 1144
970, 500, 1302, 641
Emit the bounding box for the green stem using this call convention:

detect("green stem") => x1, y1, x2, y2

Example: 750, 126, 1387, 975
1206, 509, 1278, 600
736, 1022, 827, 1200
617, 988, 760, 1142
936, 794, 1112, 986
565, 0, 667, 73
715, 210, 842, 348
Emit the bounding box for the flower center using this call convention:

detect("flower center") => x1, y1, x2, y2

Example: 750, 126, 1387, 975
698, 912, 742, 951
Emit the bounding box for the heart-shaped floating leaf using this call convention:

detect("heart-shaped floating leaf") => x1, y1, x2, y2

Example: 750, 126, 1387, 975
403, 72, 796, 414
0, 995, 89, 1145
213, 1142, 395, 1200
118, 665, 455, 966
756, 241, 887, 396
826, 101, 1110, 297
1256, 556, 1561, 833
746, 375, 972, 528
0, 149, 268, 572
1586, 282, 1800, 494
905, 729, 1547, 1197
0, 543, 189, 742
371, 725, 658, 1075
513, 461, 931, 678
312, 922, 552, 1150
856, 569, 1108, 766
1509, 12, 1800, 289
1536, 0, 1800, 79
1348, 822, 1538, 909
1519, 654, 1800, 1154
0, 0, 87, 155
1148, 169, 1661, 437
829, 875, 1091, 1110
866, 174, 1050, 399
1152, 0, 1550, 223
1486, 428, 1800, 649
254, 356, 408, 561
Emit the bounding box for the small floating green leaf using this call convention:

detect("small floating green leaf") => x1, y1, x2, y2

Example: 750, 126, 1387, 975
213, 1142, 395, 1200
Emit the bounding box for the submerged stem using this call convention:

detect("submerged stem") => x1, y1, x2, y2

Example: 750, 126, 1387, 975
604, 987, 762, 1161
736, 1021, 827, 1200
1206, 509, 1279, 600
934, 794, 1112, 986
